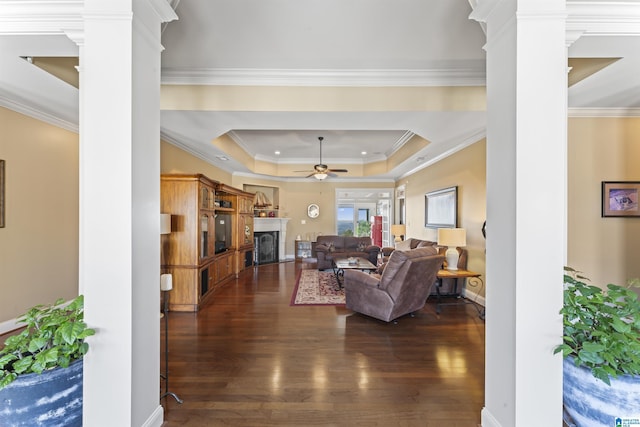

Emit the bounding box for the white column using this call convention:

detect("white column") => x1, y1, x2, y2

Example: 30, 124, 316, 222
471, 1, 566, 426
80, 1, 176, 426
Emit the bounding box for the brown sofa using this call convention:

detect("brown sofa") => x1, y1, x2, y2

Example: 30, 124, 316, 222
315, 235, 380, 270
380, 238, 467, 295
380, 238, 437, 263
343, 246, 444, 322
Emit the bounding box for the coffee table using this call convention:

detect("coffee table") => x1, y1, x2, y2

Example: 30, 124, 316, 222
332, 257, 378, 290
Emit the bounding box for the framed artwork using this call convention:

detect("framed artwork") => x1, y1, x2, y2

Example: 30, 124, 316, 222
0, 160, 4, 228
425, 186, 457, 228
602, 181, 640, 217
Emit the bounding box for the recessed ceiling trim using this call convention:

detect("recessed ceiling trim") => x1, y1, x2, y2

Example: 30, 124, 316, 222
232, 170, 395, 184
398, 128, 486, 180
161, 66, 486, 87
386, 131, 416, 157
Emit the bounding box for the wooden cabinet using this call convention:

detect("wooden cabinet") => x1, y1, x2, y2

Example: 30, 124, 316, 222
161, 174, 255, 311
235, 192, 254, 273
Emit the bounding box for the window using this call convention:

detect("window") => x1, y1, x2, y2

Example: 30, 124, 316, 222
337, 205, 355, 236
335, 189, 393, 246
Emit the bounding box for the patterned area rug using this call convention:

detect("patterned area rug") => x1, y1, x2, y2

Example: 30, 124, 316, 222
290, 269, 345, 306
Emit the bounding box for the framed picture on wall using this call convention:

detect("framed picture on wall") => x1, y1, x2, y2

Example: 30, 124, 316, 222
602, 181, 640, 217
425, 186, 457, 228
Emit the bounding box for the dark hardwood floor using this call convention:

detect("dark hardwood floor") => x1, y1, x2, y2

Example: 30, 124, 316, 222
161, 261, 485, 426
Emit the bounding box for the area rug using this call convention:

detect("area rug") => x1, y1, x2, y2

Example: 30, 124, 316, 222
290, 269, 345, 306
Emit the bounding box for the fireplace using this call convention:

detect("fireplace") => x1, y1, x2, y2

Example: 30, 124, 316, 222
253, 217, 290, 261
254, 231, 279, 265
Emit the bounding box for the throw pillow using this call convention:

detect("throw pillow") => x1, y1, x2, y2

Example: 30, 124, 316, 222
416, 240, 436, 248
395, 239, 412, 251
357, 242, 366, 252
327, 242, 335, 253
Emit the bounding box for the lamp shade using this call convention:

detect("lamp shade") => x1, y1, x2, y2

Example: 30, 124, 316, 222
314, 173, 328, 180
391, 224, 406, 237
437, 228, 466, 247
160, 273, 173, 291
160, 213, 171, 235
390, 224, 406, 244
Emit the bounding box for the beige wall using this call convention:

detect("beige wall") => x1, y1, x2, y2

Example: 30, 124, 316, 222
160, 140, 233, 183
401, 140, 487, 295
568, 117, 640, 287
232, 176, 394, 255
0, 107, 79, 321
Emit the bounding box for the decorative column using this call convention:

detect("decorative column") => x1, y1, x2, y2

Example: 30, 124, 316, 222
79, 1, 177, 426
471, 1, 566, 426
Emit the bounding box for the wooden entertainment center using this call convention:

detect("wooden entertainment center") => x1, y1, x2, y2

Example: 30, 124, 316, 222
161, 174, 255, 312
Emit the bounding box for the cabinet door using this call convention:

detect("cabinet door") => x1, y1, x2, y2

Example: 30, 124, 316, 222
200, 213, 216, 260
239, 214, 253, 246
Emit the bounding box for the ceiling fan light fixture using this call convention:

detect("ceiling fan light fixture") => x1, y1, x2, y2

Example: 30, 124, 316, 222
314, 173, 328, 180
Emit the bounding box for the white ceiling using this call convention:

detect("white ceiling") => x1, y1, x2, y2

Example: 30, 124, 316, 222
1, 1, 639, 181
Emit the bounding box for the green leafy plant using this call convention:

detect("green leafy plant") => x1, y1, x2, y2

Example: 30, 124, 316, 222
0, 295, 94, 389
555, 267, 640, 385
356, 220, 371, 237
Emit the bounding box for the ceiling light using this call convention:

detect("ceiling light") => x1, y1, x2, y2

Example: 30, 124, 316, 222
361, 151, 367, 155
216, 155, 229, 161
314, 173, 328, 180
274, 151, 280, 155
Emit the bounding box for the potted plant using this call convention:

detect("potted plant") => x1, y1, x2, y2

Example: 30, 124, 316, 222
555, 267, 640, 427
0, 295, 94, 426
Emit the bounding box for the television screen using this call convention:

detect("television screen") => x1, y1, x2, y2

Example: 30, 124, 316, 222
214, 214, 232, 253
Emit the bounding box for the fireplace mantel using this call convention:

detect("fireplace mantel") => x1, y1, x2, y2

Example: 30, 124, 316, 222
254, 218, 290, 261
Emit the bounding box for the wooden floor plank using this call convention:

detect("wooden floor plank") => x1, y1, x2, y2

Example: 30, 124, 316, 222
161, 261, 485, 426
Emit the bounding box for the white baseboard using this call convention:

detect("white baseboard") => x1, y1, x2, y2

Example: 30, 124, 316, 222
0, 317, 21, 336
141, 405, 164, 427
463, 288, 486, 307
481, 407, 502, 427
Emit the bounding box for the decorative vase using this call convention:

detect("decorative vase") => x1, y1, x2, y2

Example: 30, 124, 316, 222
563, 357, 640, 427
0, 358, 83, 426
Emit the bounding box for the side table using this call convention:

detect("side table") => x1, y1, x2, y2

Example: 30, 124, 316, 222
435, 269, 485, 319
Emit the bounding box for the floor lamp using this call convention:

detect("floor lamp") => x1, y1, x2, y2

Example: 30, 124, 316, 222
160, 273, 182, 403
160, 214, 183, 404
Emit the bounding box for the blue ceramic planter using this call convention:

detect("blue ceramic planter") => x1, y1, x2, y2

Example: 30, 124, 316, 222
0, 358, 83, 426
564, 357, 640, 427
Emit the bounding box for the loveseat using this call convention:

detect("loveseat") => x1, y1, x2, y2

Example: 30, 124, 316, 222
380, 238, 437, 263
380, 237, 468, 295
315, 235, 380, 270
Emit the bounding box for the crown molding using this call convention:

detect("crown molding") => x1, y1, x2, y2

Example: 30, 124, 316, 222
161, 66, 486, 87
0, 1, 83, 35
568, 108, 640, 117
0, 94, 78, 133
567, 1, 640, 36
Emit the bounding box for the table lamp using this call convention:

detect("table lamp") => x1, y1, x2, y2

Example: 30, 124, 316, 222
391, 224, 406, 243
437, 228, 466, 270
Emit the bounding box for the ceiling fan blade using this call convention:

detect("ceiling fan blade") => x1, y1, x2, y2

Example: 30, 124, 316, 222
305, 173, 316, 178
328, 168, 348, 173
293, 170, 314, 173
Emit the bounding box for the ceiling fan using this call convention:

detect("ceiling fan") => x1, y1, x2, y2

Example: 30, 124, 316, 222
296, 136, 348, 180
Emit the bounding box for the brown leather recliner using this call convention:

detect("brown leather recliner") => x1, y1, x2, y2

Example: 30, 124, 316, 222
343, 246, 444, 322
